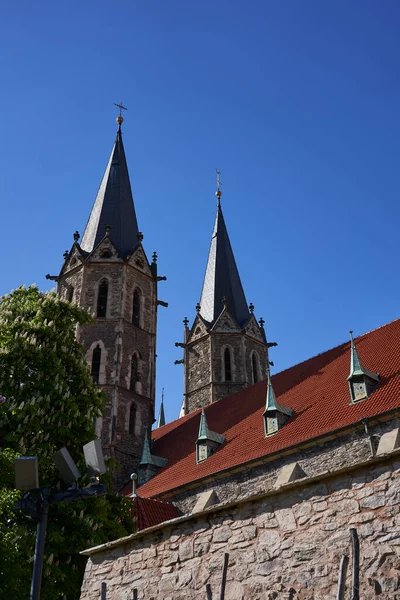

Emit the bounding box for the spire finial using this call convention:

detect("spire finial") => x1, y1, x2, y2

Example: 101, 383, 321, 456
215, 169, 222, 204
114, 101, 128, 126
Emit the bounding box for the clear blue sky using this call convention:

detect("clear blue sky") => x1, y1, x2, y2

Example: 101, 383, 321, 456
1, 1, 399, 424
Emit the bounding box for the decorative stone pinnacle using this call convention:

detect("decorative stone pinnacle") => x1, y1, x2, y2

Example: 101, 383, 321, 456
73, 231, 80, 242
63, 251, 69, 259
183, 317, 189, 328
137, 232, 144, 243
152, 251, 158, 263
249, 302, 254, 313
259, 317, 265, 328
222, 296, 228, 308
196, 303, 201, 313
105, 224, 111, 235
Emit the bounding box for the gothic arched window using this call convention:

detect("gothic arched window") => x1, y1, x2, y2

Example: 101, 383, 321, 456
97, 280, 108, 318
252, 353, 259, 384
129, 404, 136, 435
91, 345, 101, 383
224, 347, 232, 382
132, 289, 141, 327
67, 286, 74, 303
130, 354, 138, 391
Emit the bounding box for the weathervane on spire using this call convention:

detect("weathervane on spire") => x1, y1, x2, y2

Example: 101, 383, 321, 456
114, 101, 128, 125
215, 169, 222, 203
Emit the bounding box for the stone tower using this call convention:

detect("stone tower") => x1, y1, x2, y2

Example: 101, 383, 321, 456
54, 117, 161, 488
179, 188, 272, 415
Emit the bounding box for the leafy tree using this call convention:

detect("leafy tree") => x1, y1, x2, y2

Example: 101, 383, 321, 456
0, 286, 135, 599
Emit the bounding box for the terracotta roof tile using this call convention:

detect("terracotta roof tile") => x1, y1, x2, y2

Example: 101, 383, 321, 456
122, 319, 400, 499
134, 496, 180, 530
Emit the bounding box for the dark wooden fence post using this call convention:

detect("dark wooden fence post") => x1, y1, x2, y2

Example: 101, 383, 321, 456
206, 583, 213, 600
336, 554, 349, 600
350, 528, 360, 600
219, 553, 229, 600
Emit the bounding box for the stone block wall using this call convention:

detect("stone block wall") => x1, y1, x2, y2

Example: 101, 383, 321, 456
166, 419, 396, 515
80, 455, 400, 599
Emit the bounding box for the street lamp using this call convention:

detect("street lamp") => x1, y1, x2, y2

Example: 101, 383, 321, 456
15, 440, 107, 600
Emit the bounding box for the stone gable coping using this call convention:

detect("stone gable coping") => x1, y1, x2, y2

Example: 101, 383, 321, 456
81, 443, 400, 557
376, 428, 400, 456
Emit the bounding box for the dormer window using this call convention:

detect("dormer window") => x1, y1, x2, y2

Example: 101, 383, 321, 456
196, 408, 225, 463
263, 371, 292, 436
347, 331, 379, 404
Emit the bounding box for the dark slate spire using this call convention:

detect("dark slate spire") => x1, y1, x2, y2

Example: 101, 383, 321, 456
80, 122, 139, 257
199, 198, 249, 326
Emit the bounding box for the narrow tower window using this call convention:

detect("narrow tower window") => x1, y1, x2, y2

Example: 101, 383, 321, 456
67, 286, 74, 302
224, 348, 232, 382
130, 354, 138, 391
97, 280, 108, 318
132, 289, 141, 327
91, 345, 102, 383
129, 404, 136, 435
252, 353, 259, 384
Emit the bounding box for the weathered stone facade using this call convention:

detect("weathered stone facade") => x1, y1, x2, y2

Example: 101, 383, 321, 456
163, 417, 398, 514
57, 235, 159, 488
183, 310, 270, 414
80, 439, 400, 599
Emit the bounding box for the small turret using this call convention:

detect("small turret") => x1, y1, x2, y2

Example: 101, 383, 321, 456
196, 408, 225, 463
347, 330, 379, 403
263, 370, 292, 436
138, 430, 167, 485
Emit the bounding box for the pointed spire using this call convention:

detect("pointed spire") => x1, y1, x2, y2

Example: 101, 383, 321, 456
81, 119, 139, 257
263, 370, 292, 417
139, 429, 152, 465
199, 193, 249, 326
139, 429, 168, 468
157, 389, 166, 428
197, 407, 225, 444
348, 330, 379, 381
198, 407, 209, 440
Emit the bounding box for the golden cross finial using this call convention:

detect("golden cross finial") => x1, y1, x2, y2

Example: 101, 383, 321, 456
215, 169, 222, 202
114, 101, 128, 125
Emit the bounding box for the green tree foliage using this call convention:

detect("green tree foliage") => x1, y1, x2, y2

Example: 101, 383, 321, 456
0, 286, 135, 599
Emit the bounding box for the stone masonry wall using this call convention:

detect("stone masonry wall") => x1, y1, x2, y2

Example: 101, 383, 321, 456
165, 419, 399, 515
80, 455, 400, 599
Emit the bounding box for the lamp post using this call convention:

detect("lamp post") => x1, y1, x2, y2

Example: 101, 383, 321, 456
15, 440, 107, 600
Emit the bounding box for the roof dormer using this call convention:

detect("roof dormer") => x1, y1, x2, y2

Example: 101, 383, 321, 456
347, 330, 379, 404
263, 370, 292, 436
196, 408, 225, 463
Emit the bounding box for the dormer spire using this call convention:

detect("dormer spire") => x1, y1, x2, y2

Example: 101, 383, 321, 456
196, 407, 225, 463
263, 369, 292, 436
81, 112, 139, 257
139, 429, 167, 485
347, 330, 379, 403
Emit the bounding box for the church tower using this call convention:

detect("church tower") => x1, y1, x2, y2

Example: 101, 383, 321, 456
54, 113, 161, 488
178, 179, 273, 415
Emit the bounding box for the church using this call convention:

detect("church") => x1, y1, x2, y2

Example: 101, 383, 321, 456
54, 115, 400, 599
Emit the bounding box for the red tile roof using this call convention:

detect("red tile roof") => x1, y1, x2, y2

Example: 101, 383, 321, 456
122, 319, 400, 499
134, 496, 180, 530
